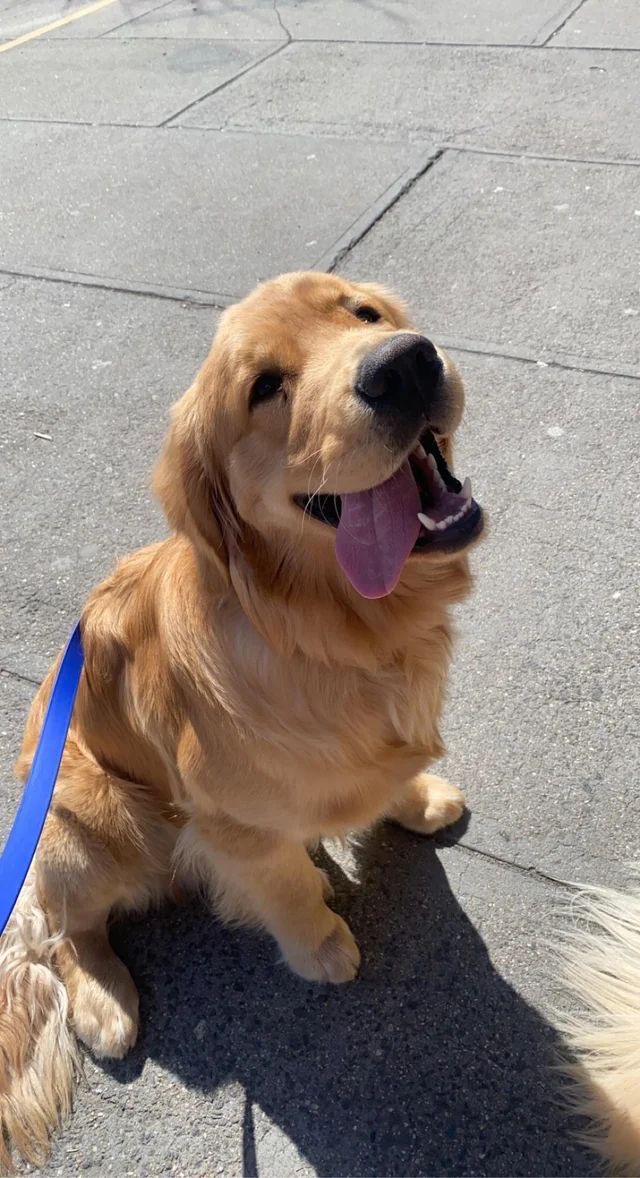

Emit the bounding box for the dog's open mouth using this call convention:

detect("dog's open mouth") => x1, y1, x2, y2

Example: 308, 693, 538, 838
293, 429, 483, 599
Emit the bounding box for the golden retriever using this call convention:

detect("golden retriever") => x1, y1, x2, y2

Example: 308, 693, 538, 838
554, 883, 640, 1174
0, 271, 483, 1168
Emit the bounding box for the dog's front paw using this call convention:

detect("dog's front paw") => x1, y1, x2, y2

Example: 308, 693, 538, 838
282, 912, 360, 984
390, 772, 466, 835
71, 965, 139, 1058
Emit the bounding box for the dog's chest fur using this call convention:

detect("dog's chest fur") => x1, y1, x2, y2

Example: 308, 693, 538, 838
81, 549, 463, 841
185, 607, 452, 836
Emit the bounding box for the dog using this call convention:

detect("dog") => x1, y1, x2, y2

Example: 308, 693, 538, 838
554, 883, 640, 1174
0, 271, 483, 1168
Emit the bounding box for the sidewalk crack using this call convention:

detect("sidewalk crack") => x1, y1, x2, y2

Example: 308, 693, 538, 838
0, 666, 40, 688
272, 0, 292, 43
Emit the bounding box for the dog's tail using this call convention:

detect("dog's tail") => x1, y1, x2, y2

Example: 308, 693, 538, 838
0, 877, 80, 1172
555, 883, 640, 1175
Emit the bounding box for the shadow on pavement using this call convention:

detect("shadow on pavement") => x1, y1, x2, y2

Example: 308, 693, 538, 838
106, 825, 595, 1177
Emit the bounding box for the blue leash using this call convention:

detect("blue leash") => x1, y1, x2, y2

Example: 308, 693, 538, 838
0, 623, 84, 934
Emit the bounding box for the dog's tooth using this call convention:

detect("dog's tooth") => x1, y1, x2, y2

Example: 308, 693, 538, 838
426, 453, 446, 492
418, 512, 438, 532
461, 476, 472, 501
455, 501, 470, 522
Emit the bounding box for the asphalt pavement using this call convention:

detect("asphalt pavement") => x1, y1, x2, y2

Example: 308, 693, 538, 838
0, 1, 638, 1173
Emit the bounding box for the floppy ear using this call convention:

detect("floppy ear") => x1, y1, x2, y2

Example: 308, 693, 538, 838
153, 383, 232, 583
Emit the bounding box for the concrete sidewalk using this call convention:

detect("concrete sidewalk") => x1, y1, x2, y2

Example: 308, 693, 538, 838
0, 1, 638, 1173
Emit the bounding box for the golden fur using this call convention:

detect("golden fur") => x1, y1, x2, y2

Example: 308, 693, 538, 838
554, 884, 640, 1174
0, 272, 480, 1169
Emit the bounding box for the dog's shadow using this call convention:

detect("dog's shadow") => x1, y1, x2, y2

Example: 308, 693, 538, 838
105, 825, 594, 1177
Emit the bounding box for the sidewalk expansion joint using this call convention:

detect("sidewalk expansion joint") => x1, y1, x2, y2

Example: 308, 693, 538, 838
288, 36, 634, 51
160, 38, 290, 128
2, 269, 637, 383
0, 266, 236, 308
441, 837, 588, 893
442, 142, 640, 167
95, 0, 177, 39
440, 339, 640, 382
541, 0, 589, 47
325, 148, 445, 272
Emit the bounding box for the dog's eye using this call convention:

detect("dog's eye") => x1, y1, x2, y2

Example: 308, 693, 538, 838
250, 371, 283, 407
353, 305, 381, 324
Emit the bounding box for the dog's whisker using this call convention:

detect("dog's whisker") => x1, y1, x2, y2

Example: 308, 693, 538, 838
287, 446, 325, 471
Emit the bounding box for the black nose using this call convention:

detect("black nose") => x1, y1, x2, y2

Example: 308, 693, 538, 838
355, 333, 442, 422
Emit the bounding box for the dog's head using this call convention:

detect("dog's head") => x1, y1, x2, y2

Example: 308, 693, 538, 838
155, 272, 482, 608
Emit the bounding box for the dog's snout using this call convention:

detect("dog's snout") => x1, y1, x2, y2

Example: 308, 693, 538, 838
355, 333, 443, 423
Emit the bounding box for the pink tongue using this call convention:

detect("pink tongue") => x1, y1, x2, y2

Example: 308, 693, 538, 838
336, 460, 421, 598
